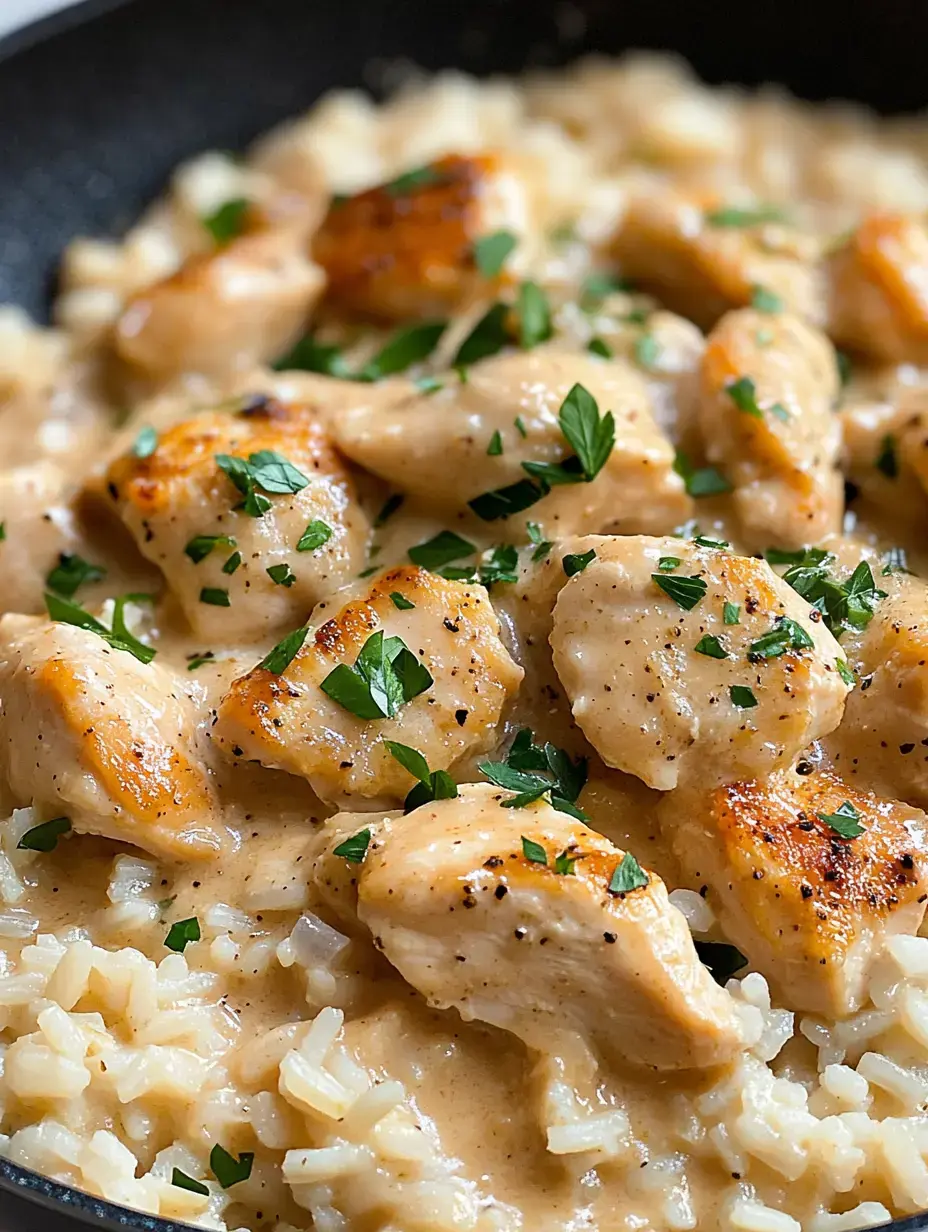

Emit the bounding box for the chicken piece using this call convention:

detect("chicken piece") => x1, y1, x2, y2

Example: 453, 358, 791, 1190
215, 567, 523, 807
612, 193, 825, 331
549, 535, 850, 792
331, 348, 690, 538
0, 616, 222, 860
312, 784, 746, 1070
103, 397, 369, 644
827, 566, 928, 810
827, 213, 928, 365
113, 227, 324, 381
699, 308, 843, 550
662, 767, 928, 1016
312, 153, 532, 321
840, 391, 928, 526
0, 463, 81, 617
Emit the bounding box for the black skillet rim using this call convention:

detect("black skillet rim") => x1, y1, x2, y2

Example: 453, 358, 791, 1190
0, 1, 926, 1230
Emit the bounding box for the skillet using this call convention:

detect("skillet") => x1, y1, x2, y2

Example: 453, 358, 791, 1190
1, 0, 928, 1227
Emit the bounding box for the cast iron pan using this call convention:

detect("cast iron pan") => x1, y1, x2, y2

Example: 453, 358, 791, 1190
1, 0, 928, 1227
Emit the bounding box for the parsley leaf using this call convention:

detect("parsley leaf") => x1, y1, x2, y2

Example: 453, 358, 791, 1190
216, 450, 309, 516
673, 450, 732, 497
705, 204, 787, 228
273, 335, 350, 376
527, 521, 552, 561
521, 836, 548, 864
517, 280, 552, 349
836, 659, 856, 686
390, 592, 415, 610
266, 563, 296, 587
695, 941, 748, 984
132, 426, 158, 458
164, 917, 200, 952
374, 494, 404, 527
333, 829, 371, 863
473, 230, 517, 277
408, 531, 476, 571
608, 852, 649, 894
454, 302, 510, 365
45, 592, 156, 664
817, 800, 865, 839
778, 551, 887, 640
723, 601, 741, 625
469, 478, 545, 521
358, 321, 447, 380
184, 534, 236, 565
695, 634, 728, 659
580, 270, 632, 309
480, 732, 587, 819
210, 1144, 254, 1189
751, 284, 783, 313
297, 520, 333, 552
658, 556, 682, 572
588, 337, 613, 359
258, 627, 309, 676
875, 434, 898, 479
487, 429, 503, 456
321, 630, 432, 720
200, 587, 230, 607
730, 684, 758, 708
635, 333, 660, 370
726, 375, 764, 419
17, 816, 71, 853
385, 164, 444, 196
385, 741, 458, 813
563, 548, 596, 577
187, 651, 216, 671
747, 617, 813, 660
202, 197, 249, 244
557, 383, 615, 481
172, 1169, 209, 1197
46, 553, 106, 597
652, 573, 707, 611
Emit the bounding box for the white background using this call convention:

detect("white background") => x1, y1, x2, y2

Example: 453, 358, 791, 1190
0, 0, 83, 42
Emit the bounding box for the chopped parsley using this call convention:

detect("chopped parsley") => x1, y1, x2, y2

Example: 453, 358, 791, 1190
521, 836, 548, 864
408, 531, 476, 571
747, 617, 813, 661
469, 478, 547, 521
17, 816, 71, 853
199, 587, 230, 607
514, 415, 527, 438
608, 852, 649, 894
222, 551, 242, 574
390, 592, 415, 610
730, 685, 758, 708
836, 659, 856, 686
297, 520, 332, 552
673, 450, 732, 498
875, 434, 898, 479
172, 1169, 209, 1197
384, 164, 444, 196
184, 534, 236, 565
695, 634, 728, 659
776, 551, 887, 640
202, 197, 249, 245
725, 375, 789, 423
517, 280, 552, 349
210, 1144, 254, 1189
480, 729, 587, 820
415, 375, 444, 394
527, 521, 552, 562
46, 553, 106, 598
164, 917, 200, 952
695, 941, 748, 984
836, 350, 853, 387
374, 493, 404, 527
320, 629, 432, 720
45, 591, 156, 664
635, 333, 660, 370
580, 270, 632, 310
751, 284, 783, 313
553, 850, 579, 876
258, 626, 308, 674
453, 302, 510, 365
473, 230, 517, 277
333, 828, 371, 863
563, 548, 596, 578
723, 601, 741, 625
131, 426, 158, 458
817, 800, 865, 839
273, 335, 351, 376
658, 556, 682, 572
385, 741, 458, 812
0, 523, 4, 541
704, 204, 787, 228
476, 543, 519, 586
216, 450, 309, 517
487, 430, 503, 456
587, 337, 614, 359
358, 321, 447, 380
187, 651, 216, 671
652, 572, 708, 611
266, 563, 296, 587
521, 382, 615, 493
693, 535, 729, 550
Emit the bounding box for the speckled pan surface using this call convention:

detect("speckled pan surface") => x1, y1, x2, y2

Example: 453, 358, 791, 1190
2, 0, 928, 1229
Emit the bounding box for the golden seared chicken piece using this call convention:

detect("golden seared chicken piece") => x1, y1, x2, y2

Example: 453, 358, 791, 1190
0, 463, 82, 617
103, 396, 368, 644
840, 391, 928, 525
0, 616, 222, 860
699, 309, 843, 551
331, 349, 690, 538
313, 784, 746, 1070
827, 213, 928, 364
215, 567, 522, 807
114, 224, 324, 381
312, 154, 531, 321
827, 566, 928, 810
663, 767, 928, 1016
612, 193, 825, 331
550, 536, 849, 792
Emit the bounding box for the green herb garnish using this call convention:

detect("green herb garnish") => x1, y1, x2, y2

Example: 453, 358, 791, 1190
202, 197, 249, 244
747, 617, 813, 660
132, 426, 158, 458
46, 553, 106, 597
171, 1169, 209, 1197
517, 280, 552, 349
751, 285, 783, 313
45, 592, 156, 664
258, 626, 308, 674
730, 685, 758, 708
587, 337, 613, 359
473, 230, 517, 277
652, 573, 707, 611
184, 534, 236, 565
817, 800, 865, 839
333, 828, 371, 863
453, 302, 510, 365
480, 730, 587, 820
705, 204, 787, 228
563, 548, 596, 577
320, 629, 432, 720
608, 852, 649, 894
17, 816, 71, 853
408, 531, 476, 571
164, 917, 200, 952
875, 434, 898, 479
723, 601, 741, 625
358, 321, 447, 380
200, 587, 230, 607
487, 430, 503, 456
673, 451, 732, 498
210, 1144, 254, 1189
695, 634, 728, 659
385, 741, 458, 813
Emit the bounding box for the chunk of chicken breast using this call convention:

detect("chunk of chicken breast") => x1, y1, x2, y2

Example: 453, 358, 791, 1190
612, 193, 825, 331
549, 536, 849, 792
331, 348, 690, 538
827, 565, 928, 810
0, 616, 222, 859
312, 784, 746, 1071
311, 154, 532, 321
662, 767, 928, 1016
103, 397, 369, 644
699, 309, 843, 551
840, 391, 928, 527
827, 213, 928, 364
215, 567, 523, 807
114, 227, 324, 381
0, 463, 81, 617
